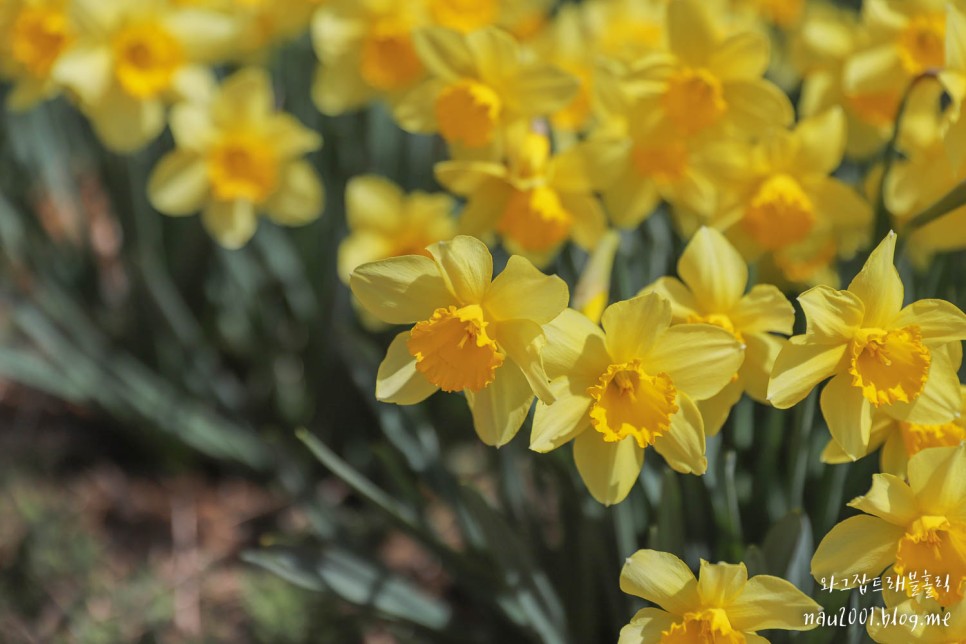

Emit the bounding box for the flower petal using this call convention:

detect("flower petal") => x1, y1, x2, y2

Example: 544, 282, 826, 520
412, 27, 475, 82
148, 151, 209, 216
263, 161, 325, 226
810, 515, 903, 582
491, 318, 554, 404
202, 199, 257, 249
741, 333, 784, 402
345, 175, 404, 231
484, 255, 569, 324
892, 299, 966, 345
723, 79, 795, 130
601, 293, 672, 363
820, 372, 873, 461
727, 575, 822, 632
767, 337, 846, 409
376, 332, 439, 404
530, 381, 591, 453
619, 549, 699, 614
847, 473, 918, 526
428, 235, 493, 305
848, 231, 903, 328
709, 32, 769, 82
797, 286, 865, 342
678, 227, 748, 314
465, 360, 534, 447
697, 379, 743, 436
697, 561, 747, 608
646, 325, 743, 401
653, 393, 707, 473
666, 0, 716, 65
640, 277, 699, 321
349, 255, 455, 325
730, 285, 795, 335
884, 348, 962, 425
907, 443, 966, 516
573, 432, 643, 506
618, 608, 677, 644
540, 309, 611, 382
792, 107, 846, 176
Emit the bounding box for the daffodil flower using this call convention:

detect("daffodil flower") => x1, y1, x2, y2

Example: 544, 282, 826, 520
350, 235, 568, 447
823, 384, 966, 479
530, 293, 743, 505
812, 444, 966, 607
147, 68, 324, 249
337, 175, 455, 284
394, 26, 577, 156
435, 132, 615, 266
768, 232, 966, 460
0, 0, 74, 110
941, 4, 966, 175
641, 227, 794, 435
52, 0, 235, 152
619, 549, 821, 643
867, 593, 966, 643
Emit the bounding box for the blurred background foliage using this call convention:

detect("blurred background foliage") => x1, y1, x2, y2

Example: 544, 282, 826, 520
1, 0, 966, 643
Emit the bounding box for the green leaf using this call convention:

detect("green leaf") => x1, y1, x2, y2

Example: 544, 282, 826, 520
762, 511, 814, 593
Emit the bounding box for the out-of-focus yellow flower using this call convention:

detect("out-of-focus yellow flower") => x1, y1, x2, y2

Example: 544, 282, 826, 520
394, 26, 577, 155
823, 385, 966, 479
572, 230, 620, 325
619, 549, 820, 643
885, 79, 966, 269
712, 108, 872, 284
175, 0, 319, 57
52, 0, 234, 152
350, 235, 568, 447
940, 3, 966, 176
530, 293, 742, 505
147, 68, 324, 249
337, 175, 455, 284
768, 233, 966, 461
812, 444, 966, 606
641, 227, 794, 435
434, 132, 615, 266
0, 0, 74, 110
868, 595, 966, 643
738, 0, 805, 29
429, 0, 551, 37
622, 0, 793, 140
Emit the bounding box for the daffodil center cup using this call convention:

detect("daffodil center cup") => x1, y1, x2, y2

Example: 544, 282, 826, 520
407, 304, 505, 393
686, 312, 745, 344
897, 15, 946, 75
631, 141, 689, 183
360, 17, 424, 91
662, 67, 727, 135
207, 132, 280, 203
434, 79, 502, 148
742, 174, 815, 251
10, 6, 72, 77
899, 420, 966, 456
429, 0, 498, 33
848, 326, 930, 406
497, 186, 573, 253
661, 609, 746, 643
894, 516, 966, 605
112, 22, 185, 99
587, 360, 678, 448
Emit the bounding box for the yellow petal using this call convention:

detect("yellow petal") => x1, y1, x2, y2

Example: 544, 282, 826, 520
428, 235, 493, 305
667, 0, 716, 65
268, 115, 323, 158
880, 431, 910, 478
698, 379, 743, 436
148, 151, 209, 216
810, 515, 903, 581
945, 109, 966, 175
848, 231, 903, 328
434, 160, 507, 195
640, 277, 699, 321
550, 139, 628, 194
883, 348, 962, 424
345, 175, 404, 231
843, 44, 902, 94
312, 58, 376, 116
603, 168, 660, 229
741, 333, 784, 402
89, 88, 165, 153
893, 300, 966, 345
349, 255, 455, 324
375, 332, 439, 404
820, 372, 873, 461
540, 309, 611, 385
573, 431, 643, 506
620, 549, 699, 614
821, 438, 853, 465
169, 104, 213, 153
465, 359, 533, 447
263, 161, 325, 226
708, 32, 769, 82
697, 561, 748, 607
392, 78, 447, 134
508, 65, 579, 116
791, 107, 846, 176
907, 443, 966, 516
202, 199, 257, 249
560, 193, 607, 252
491, 318, 554, 404
653, 393, 707, 473
731, 285, 795, 335
949, 4, 966, 72
646, 325, 743, 401
678, 227, 748, 313
618, 608, 677, 644
797, 286, 865, 342
768, 337, 846, 409
484, 256, 569, 324
467, 27, 518, 84
723, 79, 794, 130
727, 575, 822, 632
601, 293, 672, 363
530, 381, 591, 453
412, 27, 475, 82
338, 233, 392, 283
848, 473, 918, 526
51, 44, 112, 105
213, 67, 273, 125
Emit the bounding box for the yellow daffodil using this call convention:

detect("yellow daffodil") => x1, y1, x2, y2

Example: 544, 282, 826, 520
147, 68, 324, 249
350, 235, 568, 447
621, 0, 793, 141
641, 227, 794, 435
337, 175, 455, 284
712, 108, 873, 285
812, 444, 966, 606
530, 293, 743, 505
51, 0, 234, 152
868, 595, 966, 643
619, 549, 821, 643
941, 4, 966, 175
175, 0, 318, 57
393, 26, 577, 156
434, 132, 615, 266
0, 0, 74, 110
885, 79, 966, 269
768, 232, 966, 460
